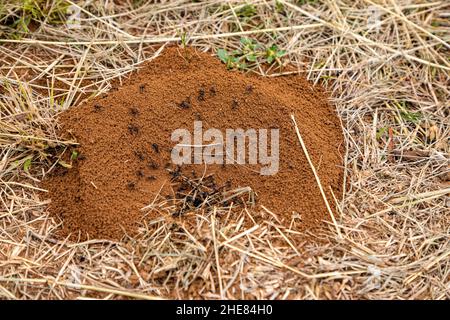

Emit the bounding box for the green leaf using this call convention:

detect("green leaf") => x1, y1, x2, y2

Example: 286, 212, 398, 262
71, 150, 79, 161
246, 54, 257, 62
240, 37, 251, 45
400, 111, 421, 123
376, 127, 388, 140
23, 158, 32, 172
276, 50, 286, 57
241, 38, 255, 49
217, 49, 229, 63
236, 4, 257, 18
275, 1, 285, 12
238, 62, 248, 70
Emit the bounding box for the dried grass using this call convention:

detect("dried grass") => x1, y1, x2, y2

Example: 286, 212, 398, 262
0, 0, 449, 299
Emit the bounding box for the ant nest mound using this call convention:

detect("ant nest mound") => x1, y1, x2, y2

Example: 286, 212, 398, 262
42, 47, 344, 240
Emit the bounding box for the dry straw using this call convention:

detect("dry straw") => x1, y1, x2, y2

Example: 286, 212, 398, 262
0, 0, 449, 299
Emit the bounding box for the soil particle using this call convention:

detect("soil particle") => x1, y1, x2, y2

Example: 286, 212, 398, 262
42, 47, 344, 240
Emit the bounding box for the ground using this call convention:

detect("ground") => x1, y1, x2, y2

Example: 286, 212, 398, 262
0, 0, 449, 300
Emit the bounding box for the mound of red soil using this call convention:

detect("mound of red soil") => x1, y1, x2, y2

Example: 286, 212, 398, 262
42, 47, 344, 240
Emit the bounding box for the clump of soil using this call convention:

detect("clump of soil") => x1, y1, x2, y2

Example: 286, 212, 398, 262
42, 47, 344, 240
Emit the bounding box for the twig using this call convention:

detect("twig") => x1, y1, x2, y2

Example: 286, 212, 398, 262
290, 114, 342, 239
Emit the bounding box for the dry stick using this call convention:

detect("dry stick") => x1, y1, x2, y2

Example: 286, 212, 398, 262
228, 2, 244, 33
290, 114, 342, 239
0, 277, 162, 300
364, 187, 450, 219
329, 186, 344, 219
364, 0, 450, 50
0, 133, 77, 145
64, 43, 91, 109
219, 224, 259, 247
0, 284, 16, 299
211, 208, 224, 299
2, 181, 48, 192
273, 224, 301, 256
405, 250, 450, 285
223, 242, 363, 279
279, 0, 450, 71
66, 0, 137, 40
0, 24, 322, 46
388, 187, 450, 205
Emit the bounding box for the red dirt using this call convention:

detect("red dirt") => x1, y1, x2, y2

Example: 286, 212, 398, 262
42, 47, 344, 240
